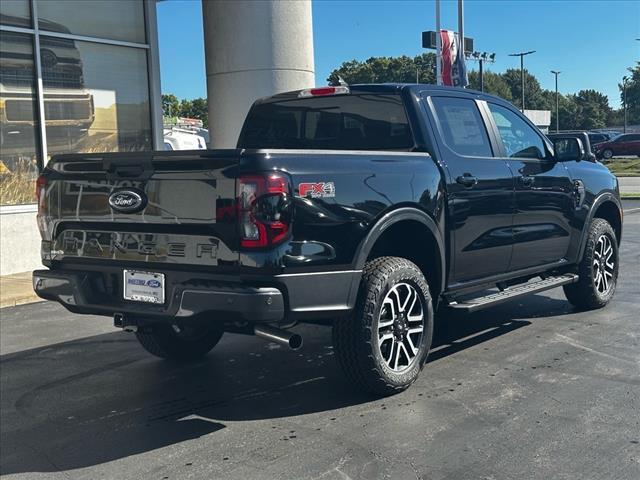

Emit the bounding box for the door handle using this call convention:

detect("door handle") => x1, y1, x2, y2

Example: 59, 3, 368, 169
520, 175, 535, 187
456, 174, 478, 187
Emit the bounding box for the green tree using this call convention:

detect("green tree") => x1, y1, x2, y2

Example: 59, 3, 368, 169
468, 70, 513, 102
501, 68, 549, 110
547, 92, 580, 131
189, 98, 209, 128
620, 62, 640, 125
328, 53, 436, 85
161, 94, 179, 117
574, 89, 611, 130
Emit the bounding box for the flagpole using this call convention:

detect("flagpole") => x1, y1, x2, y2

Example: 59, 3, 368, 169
436, 0, 442, 86
458, 0, 464, 56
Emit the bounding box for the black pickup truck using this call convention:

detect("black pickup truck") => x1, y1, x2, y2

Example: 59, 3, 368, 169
33, 84, 622, 396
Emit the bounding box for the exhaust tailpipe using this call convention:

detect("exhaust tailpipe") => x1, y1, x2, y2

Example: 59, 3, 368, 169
254, 324, 303, 350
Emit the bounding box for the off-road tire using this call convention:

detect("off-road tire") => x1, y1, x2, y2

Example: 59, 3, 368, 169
135, 323, 223, 361
563, 218, 618, 310
333, 256, 434, 396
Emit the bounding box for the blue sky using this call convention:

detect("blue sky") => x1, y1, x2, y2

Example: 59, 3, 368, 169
157, 0, 639, 108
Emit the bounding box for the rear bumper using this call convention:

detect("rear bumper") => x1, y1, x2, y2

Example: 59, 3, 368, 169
33, 269, 284, 322
32, 267, 361, 323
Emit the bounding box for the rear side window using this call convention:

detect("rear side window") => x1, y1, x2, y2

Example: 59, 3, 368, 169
430, 97, 493, 157
238, 94, 413, 151
489, 103, 546, 159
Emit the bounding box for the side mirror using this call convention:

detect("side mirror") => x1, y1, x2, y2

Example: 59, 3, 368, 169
553, 137, 585, 162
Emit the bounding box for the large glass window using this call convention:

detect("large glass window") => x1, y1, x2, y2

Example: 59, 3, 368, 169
489, 103, 546, 159
0, 0, 31, 28
41, 40, 151, 158
431, 96, 493, 157
0, 31, 39, 205
0, 1, 155, 205
37, 0, 146, 44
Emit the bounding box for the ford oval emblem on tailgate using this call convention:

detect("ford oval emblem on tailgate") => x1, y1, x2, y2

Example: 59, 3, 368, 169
108, 188, 147, 213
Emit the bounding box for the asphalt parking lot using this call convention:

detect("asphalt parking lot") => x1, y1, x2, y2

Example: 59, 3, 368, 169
1, 213, 639, 480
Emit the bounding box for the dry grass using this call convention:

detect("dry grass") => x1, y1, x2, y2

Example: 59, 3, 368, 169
605, 158, 640, 177
0, 160, 38, 205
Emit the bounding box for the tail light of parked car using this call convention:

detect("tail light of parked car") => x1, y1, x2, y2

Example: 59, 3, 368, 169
35, 174, 48, 237
237, 173, 292, 248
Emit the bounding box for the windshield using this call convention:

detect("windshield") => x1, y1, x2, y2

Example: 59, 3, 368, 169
238, 94, 414, 151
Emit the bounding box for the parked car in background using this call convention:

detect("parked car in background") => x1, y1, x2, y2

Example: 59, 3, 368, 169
594, 133, 640, 160
586, 132, 613, 147
547, 131, 596, 162
163, 126, 207, 150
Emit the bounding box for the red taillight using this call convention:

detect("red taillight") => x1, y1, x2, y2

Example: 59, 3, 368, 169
35, 174, 48, 237
35, 174, 47, 210
298, 86, 350, 98
238, 173, 291, 248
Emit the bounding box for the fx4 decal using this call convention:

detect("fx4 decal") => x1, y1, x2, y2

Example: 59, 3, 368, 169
298, 182, 336, 198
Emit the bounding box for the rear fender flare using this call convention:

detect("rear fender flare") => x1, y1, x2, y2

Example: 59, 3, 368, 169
348, 207, 446, 306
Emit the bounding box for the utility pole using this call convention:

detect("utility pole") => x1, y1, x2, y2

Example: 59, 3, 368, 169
623, 75, 629, 133
551, 70, 561, 132
509, 50, 536, 112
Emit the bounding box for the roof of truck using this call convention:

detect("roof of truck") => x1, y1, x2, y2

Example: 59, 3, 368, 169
255, 83, 510, 106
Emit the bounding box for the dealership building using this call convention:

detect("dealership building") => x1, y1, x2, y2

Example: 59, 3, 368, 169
0, 0, 314, 275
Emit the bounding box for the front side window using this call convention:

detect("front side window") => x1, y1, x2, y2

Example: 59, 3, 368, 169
430, 97, 493, 157
489, 103, 546, 159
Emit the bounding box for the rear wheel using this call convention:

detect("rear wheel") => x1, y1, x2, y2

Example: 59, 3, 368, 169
563, 218, 618, 310
333, 257, 434, 396
135, 323, 223, 361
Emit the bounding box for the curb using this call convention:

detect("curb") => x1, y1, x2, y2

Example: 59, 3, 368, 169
0, 295, 43, 309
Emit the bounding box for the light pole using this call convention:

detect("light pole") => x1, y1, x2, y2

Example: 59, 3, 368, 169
623, 75, 629, 133
509, 50, 536, 112
551, 70, 561, 132
467, 52, 496, 92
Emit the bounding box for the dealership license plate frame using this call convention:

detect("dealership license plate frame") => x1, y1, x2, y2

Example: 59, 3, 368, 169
123, 270, 165, 304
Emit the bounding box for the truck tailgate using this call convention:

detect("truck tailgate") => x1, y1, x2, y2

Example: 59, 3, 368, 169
40, 150, 241, 270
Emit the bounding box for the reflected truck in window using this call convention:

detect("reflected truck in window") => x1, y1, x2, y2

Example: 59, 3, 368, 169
33, 84, 622, 397
0, 15, 94, 160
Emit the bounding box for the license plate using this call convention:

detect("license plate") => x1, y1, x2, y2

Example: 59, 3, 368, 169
123, 270, 165, 304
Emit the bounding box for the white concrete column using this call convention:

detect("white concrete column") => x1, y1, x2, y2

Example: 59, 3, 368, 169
202, 0, 315, 148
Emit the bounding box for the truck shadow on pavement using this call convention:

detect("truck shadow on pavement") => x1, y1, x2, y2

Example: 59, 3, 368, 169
0, 295, 572, 475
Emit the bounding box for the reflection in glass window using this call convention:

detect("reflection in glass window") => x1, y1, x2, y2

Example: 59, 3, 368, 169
37, 0, 146, 44
0, 31, 39, 205
0, 0, 31, 28
41, 40, 151, 158
489, 103, 546, 159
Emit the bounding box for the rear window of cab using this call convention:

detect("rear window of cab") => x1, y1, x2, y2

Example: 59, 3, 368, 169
238, 94, 414, 151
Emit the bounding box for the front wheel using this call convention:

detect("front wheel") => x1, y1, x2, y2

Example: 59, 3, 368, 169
135, 323, 223, 361
563, 218, 618, 310
602, 149, 614, 160
333, 257, 434, 396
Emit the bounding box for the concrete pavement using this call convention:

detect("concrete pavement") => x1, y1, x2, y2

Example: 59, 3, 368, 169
0, 272, 40, 308
619, 176, 640, 194
1, 216, 639, 479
